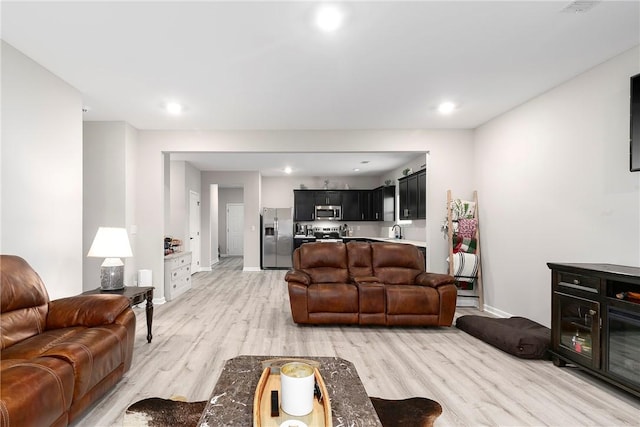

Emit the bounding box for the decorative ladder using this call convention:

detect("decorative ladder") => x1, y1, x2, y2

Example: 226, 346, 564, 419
447, 190, 484, 310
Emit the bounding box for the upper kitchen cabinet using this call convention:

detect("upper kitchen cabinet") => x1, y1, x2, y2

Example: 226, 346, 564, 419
314, 191, 342, 206
398, 170, 426, 220
371, 186, 396, 221
293, 186, 396, 222
341, 190, 361, 221
293, 190, 315, 221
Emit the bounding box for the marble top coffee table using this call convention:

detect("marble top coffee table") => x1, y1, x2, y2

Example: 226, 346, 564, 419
197, 355, 382, 426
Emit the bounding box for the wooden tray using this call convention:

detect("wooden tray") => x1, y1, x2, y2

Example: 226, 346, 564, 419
253, 359, 332, 427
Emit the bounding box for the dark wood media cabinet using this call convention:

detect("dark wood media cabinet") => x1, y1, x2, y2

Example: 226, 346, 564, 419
548, 263, 640, 398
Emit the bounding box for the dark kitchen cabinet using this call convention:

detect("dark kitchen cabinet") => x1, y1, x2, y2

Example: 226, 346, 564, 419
341, 191, 361, 221
293, 186, 396, 222
399, 171, 425, 220
417, 171, 426, 219
314, 191, 341, 206
293, 236, 316, 252
359, 190, 373, 221
371, 185, 395, 221
293, 190, 315, 221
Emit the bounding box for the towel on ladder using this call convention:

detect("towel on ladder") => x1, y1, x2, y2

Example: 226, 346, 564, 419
449, 252, 478, 282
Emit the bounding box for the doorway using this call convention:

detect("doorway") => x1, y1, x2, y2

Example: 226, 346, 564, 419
189, 191, 201, 272
226, 203, 244, 256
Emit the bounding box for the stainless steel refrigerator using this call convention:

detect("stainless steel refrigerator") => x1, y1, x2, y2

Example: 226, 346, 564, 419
261, 208, 293, 269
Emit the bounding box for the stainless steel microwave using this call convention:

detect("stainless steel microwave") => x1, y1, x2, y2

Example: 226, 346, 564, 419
315, 205, 342, 221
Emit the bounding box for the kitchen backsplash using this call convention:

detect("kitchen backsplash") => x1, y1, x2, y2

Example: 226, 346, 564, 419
295, 219, 426, 241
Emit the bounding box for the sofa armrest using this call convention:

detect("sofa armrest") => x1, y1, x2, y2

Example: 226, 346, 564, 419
284, 270, 311, 286
46, 295, 131, 329
415, 272, 456, 288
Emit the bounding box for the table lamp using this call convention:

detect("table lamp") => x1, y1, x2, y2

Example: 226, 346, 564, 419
87, 227, 133, 290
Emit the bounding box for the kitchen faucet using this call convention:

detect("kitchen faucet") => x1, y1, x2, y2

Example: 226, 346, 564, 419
392, 224, 402, 239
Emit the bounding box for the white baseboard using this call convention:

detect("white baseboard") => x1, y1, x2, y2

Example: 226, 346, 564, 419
210, 258, 219, 266
483, 304, 512, 318
243, 266, 261, 272
152, 297, 166, 305
456, 297, 478, 308
199, 267, 212, 272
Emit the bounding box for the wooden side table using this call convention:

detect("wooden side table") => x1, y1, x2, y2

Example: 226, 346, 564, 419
82, 286, 154, 343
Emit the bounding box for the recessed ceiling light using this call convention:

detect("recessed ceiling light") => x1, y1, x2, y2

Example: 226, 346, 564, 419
284, 166, 292, 174
353, 168, 360, 172
315, 5, 344, 32
438, 102, 456, 114
166, 102, 183, 114
561, 1, 600, 13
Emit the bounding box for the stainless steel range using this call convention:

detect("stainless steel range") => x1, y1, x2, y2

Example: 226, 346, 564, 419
313, 227, 342, 242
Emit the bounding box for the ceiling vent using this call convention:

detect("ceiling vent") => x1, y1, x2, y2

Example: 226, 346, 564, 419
561, 1, 600, 13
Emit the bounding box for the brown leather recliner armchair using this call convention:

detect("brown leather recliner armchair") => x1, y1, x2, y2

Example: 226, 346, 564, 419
285, 241, 457, 327
0, 255, 136, 427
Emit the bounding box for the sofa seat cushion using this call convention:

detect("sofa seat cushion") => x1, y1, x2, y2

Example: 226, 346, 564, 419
1, 328, 86, 359
308, 283, 358, 313
0, 356, 75, 427
2, 326, 127, 399
456, 315, 550, 359
386, 286, 439, 315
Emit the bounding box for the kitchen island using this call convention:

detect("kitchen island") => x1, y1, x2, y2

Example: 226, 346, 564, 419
343, 236, 426, 248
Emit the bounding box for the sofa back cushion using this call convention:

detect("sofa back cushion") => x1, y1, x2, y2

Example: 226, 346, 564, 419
1, 255, 50, 350
371, 243, 425, 285
346, 241, 373, 279
296, 242, 349, 284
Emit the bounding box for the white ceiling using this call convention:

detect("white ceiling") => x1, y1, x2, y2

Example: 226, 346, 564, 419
2, 1, 639, 175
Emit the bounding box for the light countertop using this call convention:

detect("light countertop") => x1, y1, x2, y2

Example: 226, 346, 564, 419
351, 236, 426, 248
293, 235, 425, 248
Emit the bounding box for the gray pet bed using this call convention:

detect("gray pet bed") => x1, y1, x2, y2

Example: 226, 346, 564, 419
455, 315, 550, 359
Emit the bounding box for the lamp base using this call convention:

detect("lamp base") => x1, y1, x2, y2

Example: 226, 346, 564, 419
100, 264, 125, 290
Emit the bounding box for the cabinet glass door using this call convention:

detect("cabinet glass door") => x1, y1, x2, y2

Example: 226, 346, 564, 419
554, 291, 600, 368
607, 307, 640, 388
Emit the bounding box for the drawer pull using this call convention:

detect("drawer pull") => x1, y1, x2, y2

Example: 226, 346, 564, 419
573, 279, 581, 285
559, 281, 597, 293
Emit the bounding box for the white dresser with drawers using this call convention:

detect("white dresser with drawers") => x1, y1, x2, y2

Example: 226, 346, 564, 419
164, 251, 192, 301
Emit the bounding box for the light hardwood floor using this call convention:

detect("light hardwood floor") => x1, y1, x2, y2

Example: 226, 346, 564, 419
74, 257, 640, 426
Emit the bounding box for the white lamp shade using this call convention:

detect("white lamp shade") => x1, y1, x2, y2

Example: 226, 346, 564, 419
87, 227, 133, 258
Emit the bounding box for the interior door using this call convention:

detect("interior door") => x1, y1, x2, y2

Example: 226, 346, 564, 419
227, 203, 244, 256
189, 191, 201, 272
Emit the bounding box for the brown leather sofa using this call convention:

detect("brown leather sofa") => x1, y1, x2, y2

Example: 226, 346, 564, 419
285, 241, 457, 326
0, 255, 136, 427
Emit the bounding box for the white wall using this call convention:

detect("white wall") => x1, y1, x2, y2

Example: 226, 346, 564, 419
168, 160, 187, 240
125, 123, 138, 283
1, 41, 83, 299
218, 187, 244, 255
135, 130, 475, 298
83, 121, 137, 290
475, 46, 640, 325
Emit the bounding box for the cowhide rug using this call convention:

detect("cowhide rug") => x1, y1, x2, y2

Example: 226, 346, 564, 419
124, 396, 442, 427
124, 397, 206, 427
